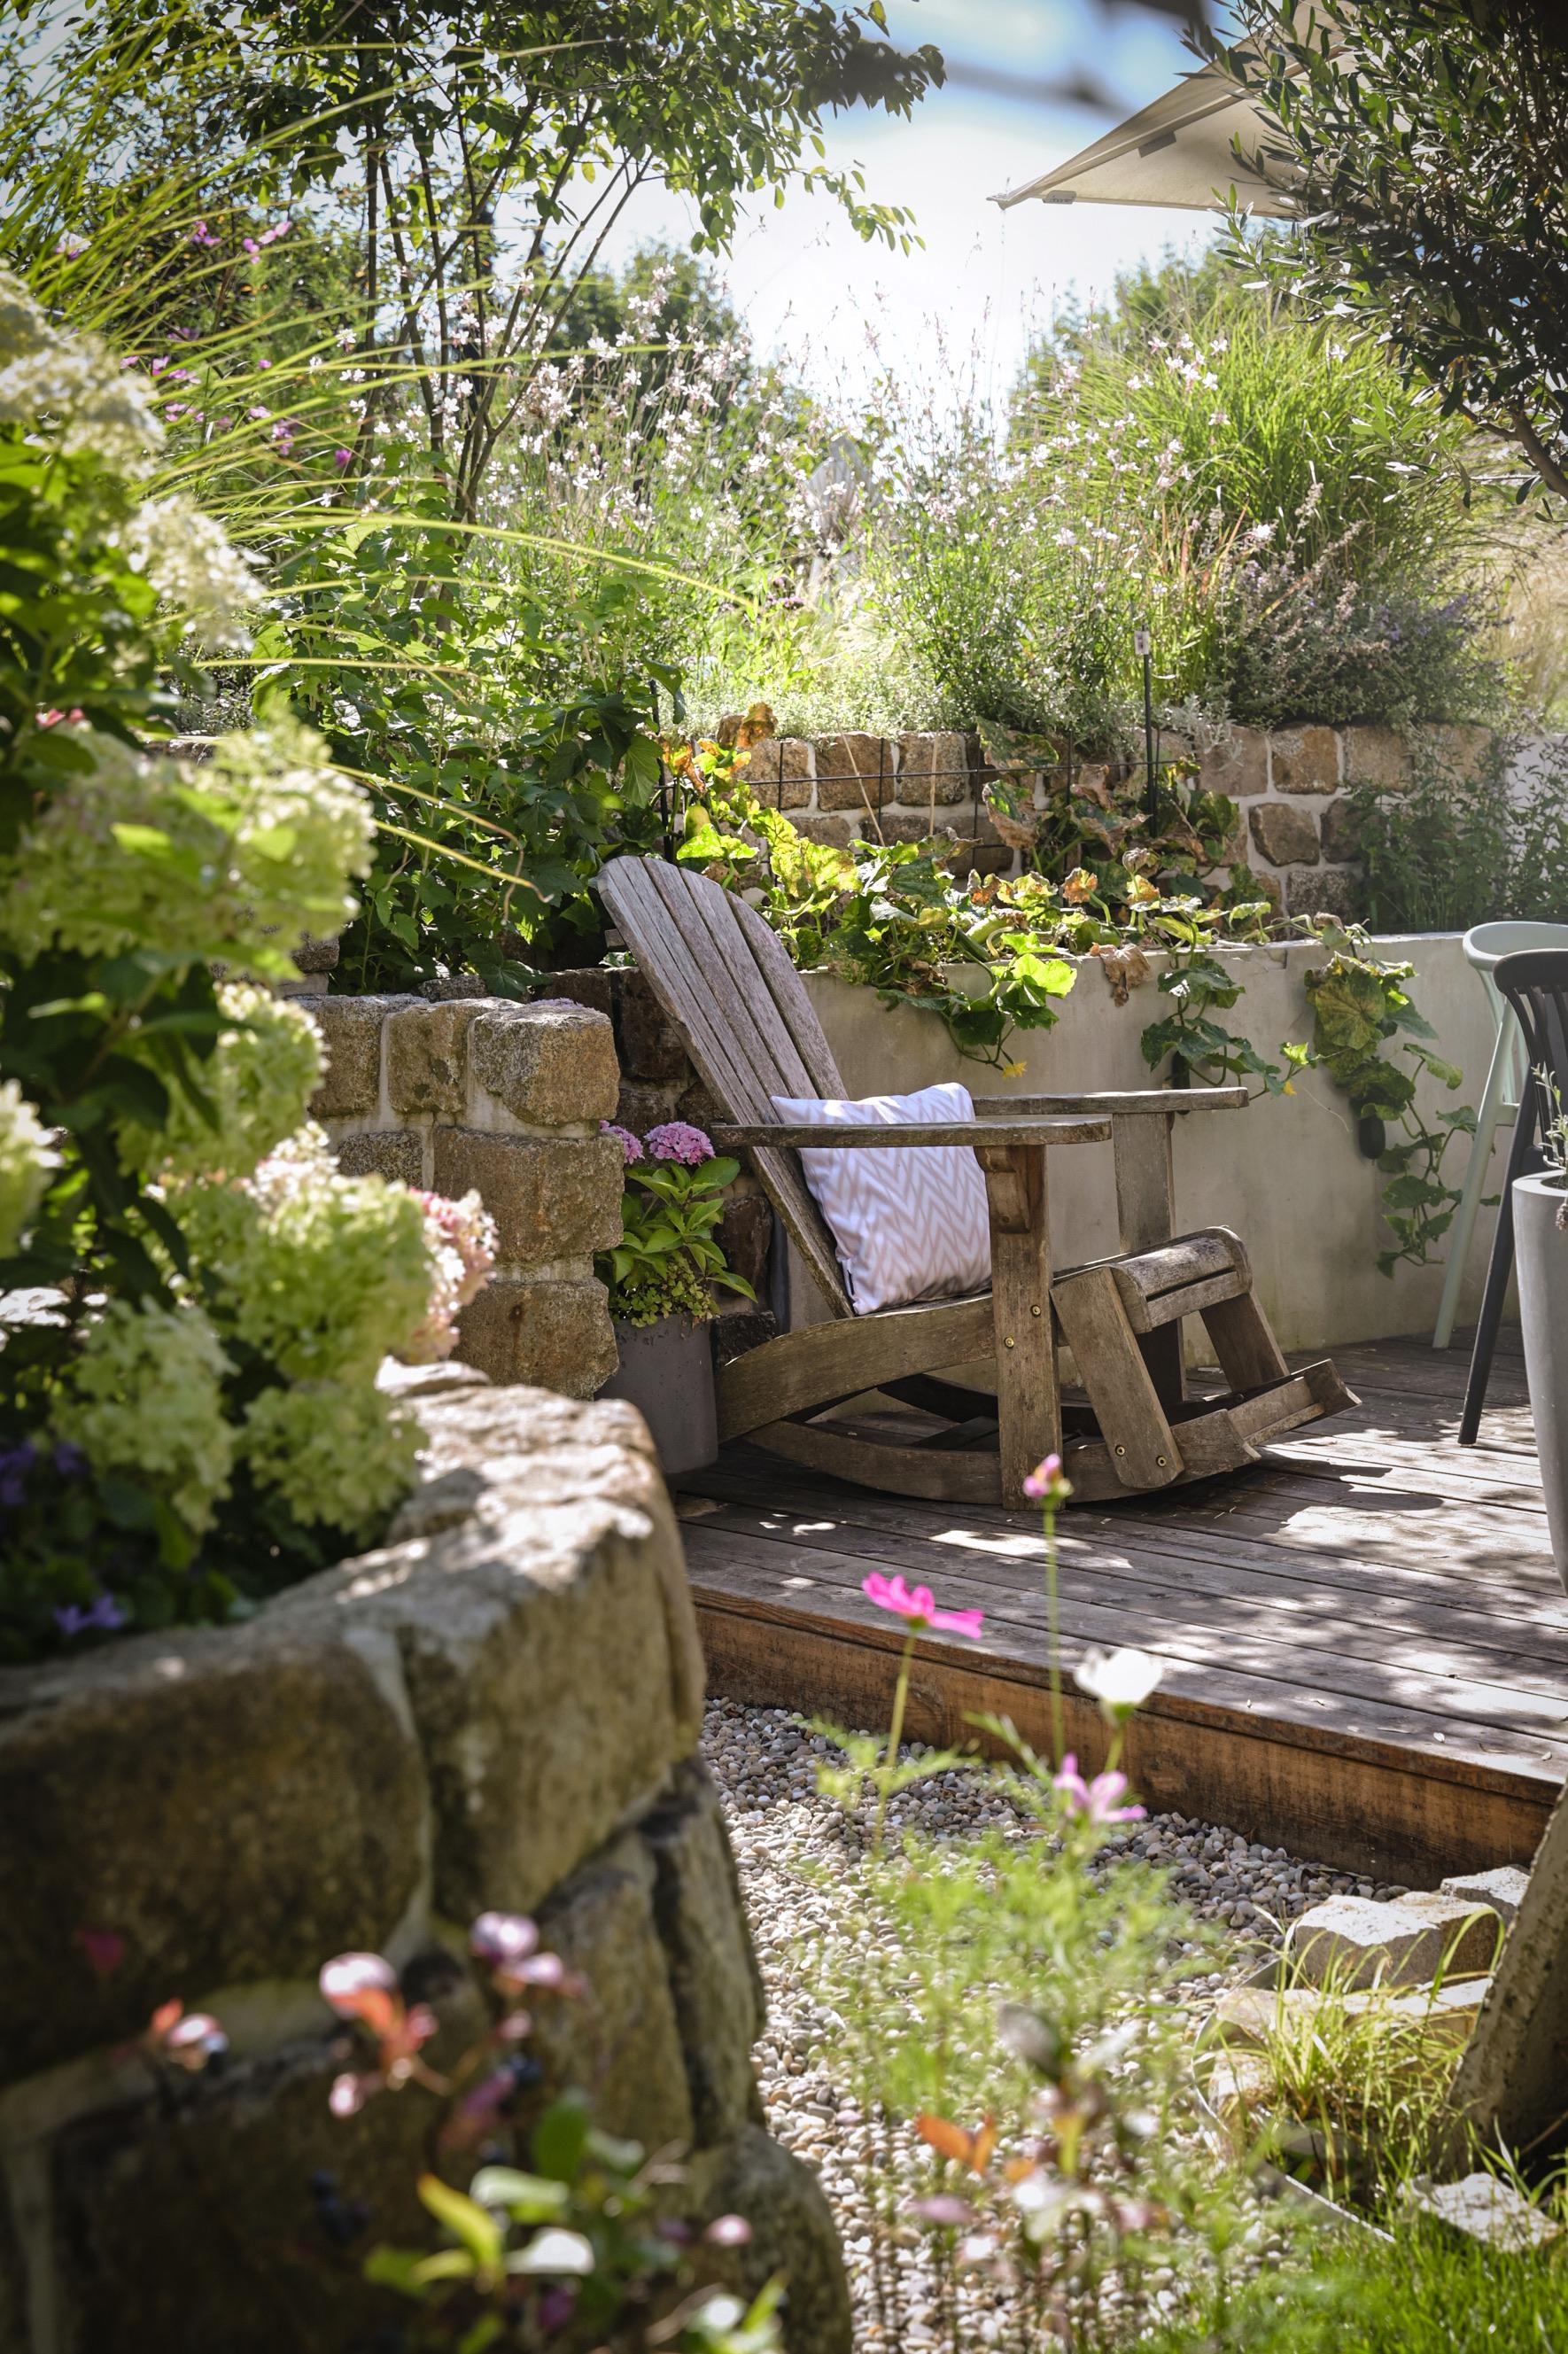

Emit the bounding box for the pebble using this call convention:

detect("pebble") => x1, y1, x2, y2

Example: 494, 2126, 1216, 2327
701, 1696, 1384, 2344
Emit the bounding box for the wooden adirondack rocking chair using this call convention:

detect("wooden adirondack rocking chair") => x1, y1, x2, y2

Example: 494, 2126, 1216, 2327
597, 856, 1352, 1508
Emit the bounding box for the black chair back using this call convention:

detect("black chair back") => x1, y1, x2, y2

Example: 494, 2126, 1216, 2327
1493, 948, 1568, 1147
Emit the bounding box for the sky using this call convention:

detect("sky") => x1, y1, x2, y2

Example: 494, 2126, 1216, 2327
597, 1, 1221, 412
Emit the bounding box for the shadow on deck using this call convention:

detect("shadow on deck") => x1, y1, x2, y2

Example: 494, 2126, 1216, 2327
676, 1332, 1566, 1886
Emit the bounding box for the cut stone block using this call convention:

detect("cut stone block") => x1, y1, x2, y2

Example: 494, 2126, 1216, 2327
1249, 801, 1321, 867
1202, 2049, 1274, 2117
687, 2124, 854, 2354
49, 1954, 491, 2354
742, 736, 813, 810
385, 998, 485, 1115
1320, 796, 1363, 863
279, 1386, 704, 1923
1285, 864, 1359, 921
1286, 1892, 1504, 1989
643, 1758, 766, 2146
431, 1129, 623, 1265
1440, 1866, 1531, 1927
291, 931, 341, 975
873, 808, 961, 846
1411, 2173, 1559, 2251
815, 732, 895, 810
1269, 725, 1340, 794
792, 811, 854, 849
1199, 725, 1269, 800
0, 1615, 428, 2082
1342, 725, 1411, 791
897, 730, 971, 805
454, 1273, 618, 1397
468, 1000, 619, 1126
333, 1128, 424, 1185
531, 967, 616, 1022
309, 993, 418, 1119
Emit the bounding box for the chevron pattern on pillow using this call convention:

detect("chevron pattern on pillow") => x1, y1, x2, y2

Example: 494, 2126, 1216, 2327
770, 1081, 992, 1316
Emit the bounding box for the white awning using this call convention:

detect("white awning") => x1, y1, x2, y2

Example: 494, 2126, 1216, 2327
991, 58, 1306, 220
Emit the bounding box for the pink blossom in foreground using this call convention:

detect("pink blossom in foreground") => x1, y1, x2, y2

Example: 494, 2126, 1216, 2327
1023, 1451, 1072, 1508
601, 1120, 645, 1164
862, 1571, 984, 1641
644, 1119, 714, 1166
332, 447, 353, 470
1052, 1753, 1145, 1824
404, 1188, 498, 1362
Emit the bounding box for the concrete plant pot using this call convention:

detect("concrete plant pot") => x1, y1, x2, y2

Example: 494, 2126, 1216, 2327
1515, 1171, 1568, 1592
602, 1314, 719, 1480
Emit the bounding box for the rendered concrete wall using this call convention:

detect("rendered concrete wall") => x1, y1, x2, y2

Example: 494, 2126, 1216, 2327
799, 932, 1506, 1354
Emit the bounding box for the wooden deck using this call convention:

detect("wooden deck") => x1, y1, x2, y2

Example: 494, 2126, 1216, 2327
677, 1333, 1568, 1887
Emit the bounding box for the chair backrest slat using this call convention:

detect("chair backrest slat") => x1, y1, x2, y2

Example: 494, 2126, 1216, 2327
730, 891, 845, 1095
1494, 950, 1568, 1141
599, 856, 855, 1317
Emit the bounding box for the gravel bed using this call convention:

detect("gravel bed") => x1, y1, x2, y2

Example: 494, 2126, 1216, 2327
702, 1695, 1404, 2348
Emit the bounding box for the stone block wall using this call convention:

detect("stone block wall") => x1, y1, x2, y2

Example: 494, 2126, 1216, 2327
730, 720, 1498, 920
533, 967, 779, 1356
0, 1375, 850, 2354
310, 994, 624, 1396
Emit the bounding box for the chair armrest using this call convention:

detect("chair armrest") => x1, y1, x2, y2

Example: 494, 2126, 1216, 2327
711, 1115, 1113, 1150
969, 1085, 1248, 1117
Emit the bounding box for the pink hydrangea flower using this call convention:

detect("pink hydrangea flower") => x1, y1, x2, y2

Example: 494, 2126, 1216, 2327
1023, 1452, 1072, 1507
1052, 1753, 1145, 1824
645, 1120, 715, 1165
601, 1120, 645, 1163
862, 1571, 984, 1641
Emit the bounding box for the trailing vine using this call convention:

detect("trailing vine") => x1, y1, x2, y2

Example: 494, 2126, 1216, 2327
1301, 925, 1471, 1274
664, 726, 1464, 1270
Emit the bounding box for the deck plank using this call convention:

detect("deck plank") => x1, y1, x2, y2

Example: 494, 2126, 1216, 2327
679, 1331, 1565, 1884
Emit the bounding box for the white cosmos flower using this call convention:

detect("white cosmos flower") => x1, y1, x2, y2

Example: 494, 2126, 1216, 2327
1075, 1646, 1165, 1720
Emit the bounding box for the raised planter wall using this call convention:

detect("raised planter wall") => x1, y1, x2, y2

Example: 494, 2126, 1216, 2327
796, 931, 1504, 1355
0, 1373, 850, 2352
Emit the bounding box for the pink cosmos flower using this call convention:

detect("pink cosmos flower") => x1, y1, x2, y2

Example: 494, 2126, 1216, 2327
862, 1571, 984, 1641
1023, 1452, 1072, 1508
645, 1120, 714, 1166
601, 1120, 645, 1164
1052, 1753, 1145, 1824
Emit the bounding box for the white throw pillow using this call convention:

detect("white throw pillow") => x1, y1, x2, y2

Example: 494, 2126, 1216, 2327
772, 1081, 991, 1316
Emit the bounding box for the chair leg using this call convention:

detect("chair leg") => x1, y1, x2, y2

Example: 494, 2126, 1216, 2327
1459, 1095, 1541, 1445
1433, 1018, 1515, 1349
977, 1143, 1060, 1507
1200, 1289, 1291, 1393
1052, 1264, 1182, 1489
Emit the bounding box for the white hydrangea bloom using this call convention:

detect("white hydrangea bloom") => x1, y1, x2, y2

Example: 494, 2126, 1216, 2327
119, 497, 265, 651
402, 1188, 498, 1362
0, 720, 375, 974
0, 266, 161, 472
120, 984, 323, 1180
52, 1298, 233, 1536
238, 1377, 421, 1538
0, 1080, 58, 1256
181, 1122, 436, 1384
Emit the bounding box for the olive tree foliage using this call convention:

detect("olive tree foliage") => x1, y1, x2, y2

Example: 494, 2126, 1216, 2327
1202, 0, 1568, 501
12, 0, 942, 517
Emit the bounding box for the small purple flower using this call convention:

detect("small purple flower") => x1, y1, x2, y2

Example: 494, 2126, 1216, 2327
332, 447, 353, 470
0, 1440, 36, 1510
644, 1120, 715, 1166
54, 1592, 128, 1639
537, 2286, 577, 2334
600, 1121, 645, 1165
53, 1441, 88, 1479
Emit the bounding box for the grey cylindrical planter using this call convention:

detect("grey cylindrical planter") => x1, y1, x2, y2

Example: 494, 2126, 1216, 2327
1515, 1172, 1568, 1592
601, 1315, 718, 1480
